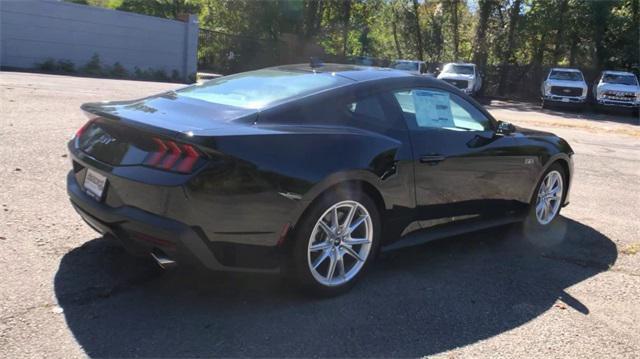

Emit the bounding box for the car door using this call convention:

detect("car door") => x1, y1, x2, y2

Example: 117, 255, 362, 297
390, 87, 532, 225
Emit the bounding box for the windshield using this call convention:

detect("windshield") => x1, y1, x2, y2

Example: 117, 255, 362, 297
392, 62, 419, 71
549, 70, 584, 81
176, 69, 348, 109
602, 74, 638, 86
443, 64, 474, 75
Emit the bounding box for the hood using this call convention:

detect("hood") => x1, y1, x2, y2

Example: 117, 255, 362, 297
437, 73, 475, 81
596, 83, 640, 93
514, 126, 555, 137
545, 79, 587, 89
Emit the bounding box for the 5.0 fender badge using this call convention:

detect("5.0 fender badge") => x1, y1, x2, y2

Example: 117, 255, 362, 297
524, 158, 535, 165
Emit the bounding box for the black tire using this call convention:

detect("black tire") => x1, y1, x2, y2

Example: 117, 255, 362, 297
541, 100, 548, 109
287, 188, 381, 296
524, 163, 567, 229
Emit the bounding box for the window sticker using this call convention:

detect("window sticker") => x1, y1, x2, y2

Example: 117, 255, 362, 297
412, 90, 454, 128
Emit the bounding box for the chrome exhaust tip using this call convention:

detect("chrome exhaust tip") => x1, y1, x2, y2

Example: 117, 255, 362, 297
150, 250, 177, 269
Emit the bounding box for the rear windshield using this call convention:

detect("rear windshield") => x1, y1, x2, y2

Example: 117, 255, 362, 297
176, 69, 349, 109
443, 64, 474, 75
549, 70, 584, 81
602, 74, 638, 86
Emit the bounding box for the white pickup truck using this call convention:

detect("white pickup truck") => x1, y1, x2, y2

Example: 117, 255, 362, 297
437, 63, 482, 95
592, 70, 640, 112
541, 68, 588, 109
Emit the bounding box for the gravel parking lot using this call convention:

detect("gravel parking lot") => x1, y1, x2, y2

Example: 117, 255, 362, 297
1, 72, 639, 358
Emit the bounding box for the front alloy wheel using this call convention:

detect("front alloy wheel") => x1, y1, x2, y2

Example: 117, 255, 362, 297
307, 200, 373, 287
534, 169, 564, 225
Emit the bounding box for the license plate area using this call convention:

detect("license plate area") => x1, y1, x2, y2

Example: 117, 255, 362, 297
561, 98, 570, 103
84, 169, 107, 201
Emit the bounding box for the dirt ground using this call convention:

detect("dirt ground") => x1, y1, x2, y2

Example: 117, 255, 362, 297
1, 72, 639, 358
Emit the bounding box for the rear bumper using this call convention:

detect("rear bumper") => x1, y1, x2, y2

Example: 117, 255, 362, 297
67, 171, 280, 273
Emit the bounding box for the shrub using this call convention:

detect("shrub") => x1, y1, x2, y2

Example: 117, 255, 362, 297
110, 62, 128, 78
57, 60, 75, 73
133, 66, 146, 79
170, 69, 182, 82
187, 72, 197, 84
83, 53, 102, 75
37, 58, 57, 72
151, 69, 169, 82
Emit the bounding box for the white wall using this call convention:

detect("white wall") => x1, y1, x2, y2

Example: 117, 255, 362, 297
0, 0, 198, 80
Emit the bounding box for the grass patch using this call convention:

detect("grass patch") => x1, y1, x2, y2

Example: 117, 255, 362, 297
620, 242, 640, 255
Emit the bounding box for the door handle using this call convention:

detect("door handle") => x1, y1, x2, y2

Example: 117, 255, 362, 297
419, 154, 446, 165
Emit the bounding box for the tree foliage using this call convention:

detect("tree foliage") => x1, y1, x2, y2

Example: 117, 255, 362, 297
74, 0, 639, 73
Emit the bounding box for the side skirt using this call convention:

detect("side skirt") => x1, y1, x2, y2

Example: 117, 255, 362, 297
381, 212, 526, 252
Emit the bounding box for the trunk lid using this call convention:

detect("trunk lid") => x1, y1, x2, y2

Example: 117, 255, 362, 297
77, 92, 259, 170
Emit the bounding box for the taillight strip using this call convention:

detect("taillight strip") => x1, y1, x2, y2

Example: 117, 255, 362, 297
146, 138, 168, 166
144, 137, 202, 173
175, 144, 199, 173
161, 141, 183, 169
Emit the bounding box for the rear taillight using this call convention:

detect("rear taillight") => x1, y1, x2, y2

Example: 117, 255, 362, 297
144, 137, 203, 173
76, 110, 103, 138
74, 119, 94, 139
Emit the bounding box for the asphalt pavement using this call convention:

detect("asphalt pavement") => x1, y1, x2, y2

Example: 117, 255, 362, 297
1, 72, 638, 358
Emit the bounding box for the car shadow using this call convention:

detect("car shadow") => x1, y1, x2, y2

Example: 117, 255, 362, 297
487, 100, 639, 125
54, 216, 616, 357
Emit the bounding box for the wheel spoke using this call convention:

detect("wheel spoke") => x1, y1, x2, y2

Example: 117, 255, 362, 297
312, 249, 331, 269
317, 220, 333, 237
337, 252, 345, 277
347, 215, 368, 235
310, 241, 332, 252
344, 237, 369, 246
331, 207, 339, 229
342, 244, 364, 262
343, 205, 357, 229
326, 251, 337, 280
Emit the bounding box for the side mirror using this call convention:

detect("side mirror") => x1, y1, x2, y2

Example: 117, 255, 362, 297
496, 121, 516, 135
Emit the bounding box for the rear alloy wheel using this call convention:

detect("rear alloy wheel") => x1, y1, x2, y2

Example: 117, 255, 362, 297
290, 190, 379, 295
307, 200, 373, 287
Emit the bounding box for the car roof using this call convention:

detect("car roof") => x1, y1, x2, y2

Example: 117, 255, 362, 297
602, 70, 635, 76
272, 63, 414, 82
550, 67, 582, 73
445, 62, 475, 67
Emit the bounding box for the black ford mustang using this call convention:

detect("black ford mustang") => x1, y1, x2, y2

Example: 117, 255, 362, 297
67, 64, 573, 295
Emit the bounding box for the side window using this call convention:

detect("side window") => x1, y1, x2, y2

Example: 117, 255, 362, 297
343, 94, 398, 132
393, 88, 491, 131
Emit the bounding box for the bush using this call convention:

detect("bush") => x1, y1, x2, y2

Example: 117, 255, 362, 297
57, 60, 75, 73
109, 62, 128, 78
82, 53, 102, 75
170, 69, 182, 82
37, 58, 57, 72
151, 69, 169, 82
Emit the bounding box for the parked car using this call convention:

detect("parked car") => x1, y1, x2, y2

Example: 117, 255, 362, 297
541, 68, 588, 109
437, 63, 482, 95
592, 70, 640, 113
390, 59, 428, 75
68, 64, 574, 295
